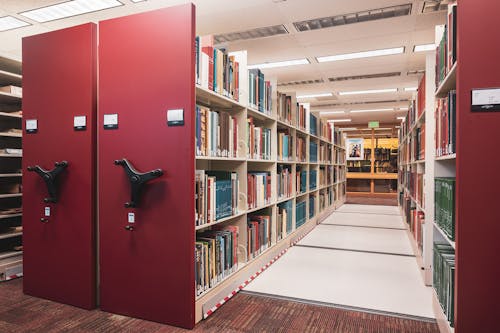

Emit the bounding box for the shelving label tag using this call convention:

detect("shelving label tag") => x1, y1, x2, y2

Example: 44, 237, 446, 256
74, 115, 87, 131
472, 88, 500, 112
128, 212, 135, 223
26, 119, 38, 134
167, 109, 184, 126
103, 114, 118, 129
44, 207, 50, 217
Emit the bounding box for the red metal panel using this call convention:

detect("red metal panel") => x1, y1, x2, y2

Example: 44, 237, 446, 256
456, 0, 500, 331
98, 4, 195, 328
22, 23, 97, 309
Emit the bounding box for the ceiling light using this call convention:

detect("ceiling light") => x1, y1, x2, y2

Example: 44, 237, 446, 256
316, 47, 404, 63
319, 111, 345, 115
339, 88, 398, 96
395, 125, 401, 128
130, 0, 146, 2
398, 107, 409, 111
20, 0, 123, 23
397, 116, 406, 120
407, 69, 425, 75
297, 92, 333, 99
350, 108, 394, 113
248, 58, 309, 70
339, 127, 358, 131
404, 87, 417, 92
0, 16, 30, 31
414, 43, 436, 52
327, 119, 351, 123
375, 127, 392, 130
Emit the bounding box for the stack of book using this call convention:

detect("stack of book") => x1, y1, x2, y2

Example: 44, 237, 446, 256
248, 68, 272, 115
435, 177, 456, 241
196, 35, 240, 101
433, 242, 455, 327
435, 90, 456, 157
435, 3, 457, 87
195, 225, 239, 296
296, 136, 306, 162
277, 200, 293, 238
277, 165, 293, 199
277, 129, 292, 161
296, 201, 307, 228
196, 105, 238, 158
247, 117, 271, 160
247, 214, 272, 259
276, 92, 294, 125
309, 141, 318, 162
247, 172, 271, 209
195, 171, 239, 226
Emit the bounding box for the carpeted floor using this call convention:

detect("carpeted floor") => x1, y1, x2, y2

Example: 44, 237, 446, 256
0, 278, 439, 333
346, 194, 398, 206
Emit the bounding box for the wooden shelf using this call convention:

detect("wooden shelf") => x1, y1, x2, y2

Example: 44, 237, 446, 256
247, 107, 275, 122
0, 193, 22, 199
277, 159, 294, 164
0, 231, 22, 240
0, 91, 21, 104
435, 153, 456, 161
0, 173, 22, 178
435, 62, 457, 98
0, 111, 22, 119
247, 158, 275, 163
0, 132, 22, 138
246, 202, 274, 214
0, 69, 22, 86
0, 56, 22, 75
0, 251, 22, 260
196, 156, 246, 162
433, 222, 455, 250
0, 153, 22, 158
347, 172, 398, 180
0, 213, 22, 220
276, 196, 294, 204
195, 211, 246, 231
195, 85, 245, 110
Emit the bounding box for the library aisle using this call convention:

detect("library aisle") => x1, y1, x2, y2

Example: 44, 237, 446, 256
243, 204, 435, 320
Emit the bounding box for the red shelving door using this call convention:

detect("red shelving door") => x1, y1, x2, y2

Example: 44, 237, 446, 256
98, 4, 196, 329
22, 23, 98, 309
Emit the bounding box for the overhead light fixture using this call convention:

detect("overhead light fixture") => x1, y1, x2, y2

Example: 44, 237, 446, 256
339, 127, 358, 131
0, 16, 30, 31
395, 125, 401, 129
327, 119, 351, 123
398, 107, 409, 111
375, 127, 392, 130
350, 108, 394, 113
404, 87, 418, 92
319, 111, 345, 115
248, 58, 309, 70
413, 44, 436, 52
20, 0, 123, 23
397, 116, 406, 120
338, 88, 398, 96
316, 47, 404, 63
131, 0, 147, 2
297, 92, 333, 99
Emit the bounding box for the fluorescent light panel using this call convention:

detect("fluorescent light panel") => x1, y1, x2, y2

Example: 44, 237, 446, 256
375, 127, 392, 130
317, 47, 404, 63
397, 116, 406, 120
20, 0, 123, 23
0, 16, 30, 31
414, 43, 436, 52
248, 58, 309, 70
319, 111, 345, 115
131, 0, 147, 2
339, 128, 358, 131
297, 92, 333, 99
327, 119, 351, 123
350, 108, 393, 113
398, 107, 409, 111
404, 87, 418, 92
339, 88, 397, 96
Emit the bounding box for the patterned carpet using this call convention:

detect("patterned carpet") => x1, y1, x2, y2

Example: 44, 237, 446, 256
0, 278, 439, 333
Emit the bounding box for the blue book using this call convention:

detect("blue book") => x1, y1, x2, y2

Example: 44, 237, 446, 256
283, 135, 289, 159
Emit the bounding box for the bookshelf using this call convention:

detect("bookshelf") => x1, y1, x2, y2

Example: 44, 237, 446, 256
194, 86, 347, 322
0, 55, 22, 282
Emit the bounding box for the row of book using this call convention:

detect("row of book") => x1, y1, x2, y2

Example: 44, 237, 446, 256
297, 169, 307, 193
309, 170, 317, 190
403, 124, 425, 162
319, 119, 332, 142
277, 92, 294, 125
319, 143, 332, 164
333, 128, 345, 147
277, 200, 293, 239
402, 170, 424, 207
277, 165, 293, 199
309, 141, 318, 162
403, 196, 425, 253
296, 201, 307, 228
195, 170, 239, 226
195, 226, 239, 296
433, 242, 455, 327
247, 117, 271, 160
247, 172, 272, 209
247, 214, 272, 260
318, 167, 332, 187
435, 3, 457, 88
334, 148, 346, 165
435, 90, 456, 157
435, 177, 455, 241
195, 105, 238, 158
297, 104, 307, 130
249, 68, 272, 115
309, 113, 318, 136
296, 136, 306, 162
196, 36, 240, 101
277, 129, 292, 161
399, 100, 418, 139
309, 196, 315, 219
319, 189, 333, 211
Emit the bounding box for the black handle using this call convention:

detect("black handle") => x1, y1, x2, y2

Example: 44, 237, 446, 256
27, 161, 68, 203
114, 158, 163, 208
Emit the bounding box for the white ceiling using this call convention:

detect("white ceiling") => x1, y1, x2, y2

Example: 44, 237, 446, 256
0, 0, 445, 126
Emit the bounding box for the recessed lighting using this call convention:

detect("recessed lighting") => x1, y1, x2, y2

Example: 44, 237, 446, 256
413, 44, 436, 52
248, 58, 309, 70
297, 92, 333, 99
404, 87, 418, 92
20, 0, 123, 23
316, 47, 404, 63
339, 127, 357, 131
350, 108, 394, 113
338, 88, 398, 96
319, 111, 345, 115
397, 116, 406, 120
327, 119, 351, 123
0, 16, 30, 31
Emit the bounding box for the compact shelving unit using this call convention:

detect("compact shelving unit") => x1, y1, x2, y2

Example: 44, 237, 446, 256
194, 85, 346, 322
0, 56, 23, 281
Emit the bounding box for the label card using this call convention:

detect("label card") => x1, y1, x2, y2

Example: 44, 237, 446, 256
167, 109, 184, 126
104, 113, 118, 129
26, 119, 38, 134
44, 207, 50, 217
128, 212, 135, 223
472, 88, 500, 112
74, 115, 87, 131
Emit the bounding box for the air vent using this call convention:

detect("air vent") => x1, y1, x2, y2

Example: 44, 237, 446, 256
422, 1, 448, 13
407, 69, 425, 75
214, 24, 289, 44
278, 78, 324, 86
293, 4, 412, 32
328, 72, 400, 82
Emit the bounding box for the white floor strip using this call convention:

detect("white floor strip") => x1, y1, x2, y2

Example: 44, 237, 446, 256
335, 204, 400, 215
322, 212, 405, 229
244, 246, 435, 319
299, 224, 414, 256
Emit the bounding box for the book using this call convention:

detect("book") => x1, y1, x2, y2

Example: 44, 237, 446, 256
296, 201, 307, 228
277, 164, 293, 199
247, 214, 272, 259
247, 117, 271, 160
435, 177, 456, 241
247, 172, 271, 209
433, 242, 455, 327
277, 92, 293, 124
296, 136, 306, 162
435, 90, 456, 157
309, 141, 318, 163
277, 128, 292, 161
277, 200, 293, 238
195, 106, 238, 158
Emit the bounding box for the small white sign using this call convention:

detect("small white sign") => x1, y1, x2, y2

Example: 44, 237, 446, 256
44, 207, 50, 217
74, 115, 87, 127
103, 114, 118, 126
167, 109, 184, 126
26, 119, 38, 131
472, 88, 500, 106
128, 212, 135, 223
